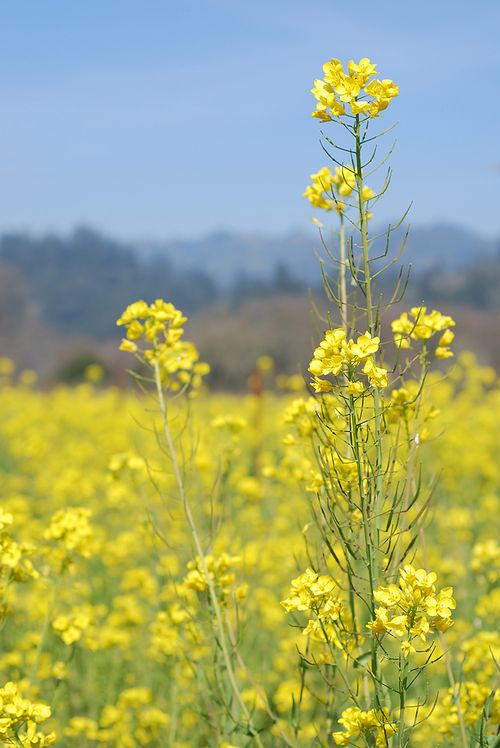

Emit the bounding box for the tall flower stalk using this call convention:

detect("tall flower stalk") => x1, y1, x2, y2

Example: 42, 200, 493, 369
117, 300, 266, 746
111, 55, 500, 748
293, 56, 458, 746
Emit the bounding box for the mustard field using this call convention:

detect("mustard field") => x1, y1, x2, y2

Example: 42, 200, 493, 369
1, 52, 499, 748
0, 351, 498, 746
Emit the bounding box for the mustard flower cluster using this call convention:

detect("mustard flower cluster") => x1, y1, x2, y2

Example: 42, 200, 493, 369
391, 307, 455, 358
429, 682, 500, 739
303, 167, 337, 211
311, 57, 398, 121
332, 706, 396, 746
53, 606, 95, 646
44, 507, 92, 553
117, 299, 209, 391
471, 539, 500, 585
98, 687, 169, 746
108, 451, 148, 481
282, 396, 317, 440
44, 507, 93, 570
0, 509, 38, 588
0, 681, 55, 746
281, 567, 344, 644
367, 565, 455, 655
65, 688, 170, 746
181, 553, 247, 604
303, 165, 375, 214
462, 631, 500, 684
386, 381, 438, 421
148, 604, 202, 662
309, 328, 388, 393
385, 381, 440, 442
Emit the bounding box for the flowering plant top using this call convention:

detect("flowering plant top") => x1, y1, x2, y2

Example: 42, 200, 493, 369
311, 57, 398, 121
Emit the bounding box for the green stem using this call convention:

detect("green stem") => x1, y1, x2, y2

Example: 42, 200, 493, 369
354, 115, 384, 570
28, 578, 58, 688
339, 213, 348, 331
152, 362, 264, 748
349, 396, 384, 709
438, 631, 469, 748
390, 348, 428, 574
398, 653, 408, 747
169, 659, 179, 746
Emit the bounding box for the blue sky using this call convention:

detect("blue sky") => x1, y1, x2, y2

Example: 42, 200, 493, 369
1, 0, 499, 239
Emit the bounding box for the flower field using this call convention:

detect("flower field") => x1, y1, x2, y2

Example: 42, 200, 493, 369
1, 53, 499, 747
0, 350, 498, 746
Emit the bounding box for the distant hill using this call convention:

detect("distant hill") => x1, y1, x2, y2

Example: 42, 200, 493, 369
0, 223, 499, 383
138, 223, 499, 286
138, 229, 318, 286
0, 227, 217, 338
0, 224, 498, 343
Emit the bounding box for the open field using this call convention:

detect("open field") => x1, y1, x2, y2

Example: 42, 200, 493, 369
0, 351, 498, 746
1, 36, 499, 747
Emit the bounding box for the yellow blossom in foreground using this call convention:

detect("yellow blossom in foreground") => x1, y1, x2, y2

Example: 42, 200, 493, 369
309, 328, 388, 390
282, 568, 344, 647
392, 307, 455, 356
332, 706, 396, 746
117, 299, 209, 392
311, 57, 398, 121
367, 565, 456, 645
0, 681, 55, 746
304, 164, 376, 217
281, 567, 340, 615
303, 167, 335, 211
